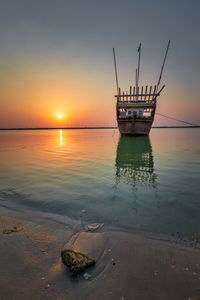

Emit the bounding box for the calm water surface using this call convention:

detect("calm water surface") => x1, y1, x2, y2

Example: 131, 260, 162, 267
0, 129, 200, 238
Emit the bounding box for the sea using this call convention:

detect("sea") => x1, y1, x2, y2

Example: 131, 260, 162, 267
0, 128, 200, 242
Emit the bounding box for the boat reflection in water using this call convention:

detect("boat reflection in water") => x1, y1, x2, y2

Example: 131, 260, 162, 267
115, 136, 157, 188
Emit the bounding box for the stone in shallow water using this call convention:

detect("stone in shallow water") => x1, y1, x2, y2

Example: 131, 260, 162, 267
61, 249, 95, 276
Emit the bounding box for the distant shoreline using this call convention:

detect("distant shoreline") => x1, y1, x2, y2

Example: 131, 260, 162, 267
0, 126, 200, 130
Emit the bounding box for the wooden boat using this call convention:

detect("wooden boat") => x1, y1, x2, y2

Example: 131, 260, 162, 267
113, 41, 170, 135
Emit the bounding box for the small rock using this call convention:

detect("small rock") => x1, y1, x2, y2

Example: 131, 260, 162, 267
83, 273, 91, 280
81, 210, 86, 213
111, 258, 116, 266
41, 249, 47, 254
4, 191, 14, 195
2, 227, 23, 234
61, 249, 95, 276
41, 277, 45, 280
85, 223, 104, 232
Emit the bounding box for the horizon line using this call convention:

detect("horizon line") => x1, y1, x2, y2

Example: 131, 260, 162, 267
0, 126, 200, 130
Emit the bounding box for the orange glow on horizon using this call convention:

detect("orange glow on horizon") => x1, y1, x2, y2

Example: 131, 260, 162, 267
0, 60, 198, 128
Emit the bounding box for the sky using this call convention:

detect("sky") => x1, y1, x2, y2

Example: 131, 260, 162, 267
0, 0, 199, 128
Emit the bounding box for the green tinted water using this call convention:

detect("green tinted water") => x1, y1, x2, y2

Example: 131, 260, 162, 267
0, 128, 199, 239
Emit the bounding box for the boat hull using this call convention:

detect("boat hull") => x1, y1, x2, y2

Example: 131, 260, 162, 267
117, 118, 153, 135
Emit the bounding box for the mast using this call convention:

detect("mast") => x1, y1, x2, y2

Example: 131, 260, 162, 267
135, 68, 138, 93
136, 43, 141, 101
156, 40, 170, 91
137, 43, 141, 87
113, 48, 119, 95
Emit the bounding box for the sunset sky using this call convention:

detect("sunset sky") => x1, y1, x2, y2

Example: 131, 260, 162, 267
0, 0, 199, 128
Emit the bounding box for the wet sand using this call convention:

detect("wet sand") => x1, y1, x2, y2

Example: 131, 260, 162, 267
0, 206, 200, 300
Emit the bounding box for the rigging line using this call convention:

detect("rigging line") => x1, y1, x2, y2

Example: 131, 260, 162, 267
112, 119, 118, 151
156, 113, 199, 127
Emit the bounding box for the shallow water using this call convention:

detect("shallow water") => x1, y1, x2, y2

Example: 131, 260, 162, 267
0, 128, 200, 239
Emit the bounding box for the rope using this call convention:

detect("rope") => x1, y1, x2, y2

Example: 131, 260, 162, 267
156, 113, 199, 127
112, 119, 117, 137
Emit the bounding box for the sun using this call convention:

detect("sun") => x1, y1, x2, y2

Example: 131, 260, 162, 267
57, 114, 63, 119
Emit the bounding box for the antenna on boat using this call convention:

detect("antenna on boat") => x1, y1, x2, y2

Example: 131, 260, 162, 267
113, 48, 119, 95
156, 40, 170, 91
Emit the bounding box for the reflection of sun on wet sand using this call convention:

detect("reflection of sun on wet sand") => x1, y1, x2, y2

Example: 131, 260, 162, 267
116, 136, 157, 187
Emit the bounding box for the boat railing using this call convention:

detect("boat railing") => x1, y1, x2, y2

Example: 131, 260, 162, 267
115, 85, 165, 103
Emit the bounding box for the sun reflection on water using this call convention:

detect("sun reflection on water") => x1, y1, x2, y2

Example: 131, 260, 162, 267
59, 130, 63, 146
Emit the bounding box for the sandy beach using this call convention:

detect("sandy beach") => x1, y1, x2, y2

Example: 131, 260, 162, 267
1, 204, 200, 300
